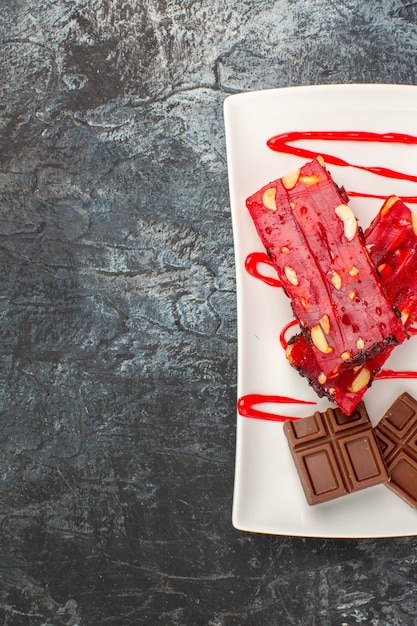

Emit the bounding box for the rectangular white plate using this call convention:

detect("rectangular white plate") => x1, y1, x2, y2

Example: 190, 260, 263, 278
225, 84, 417, 538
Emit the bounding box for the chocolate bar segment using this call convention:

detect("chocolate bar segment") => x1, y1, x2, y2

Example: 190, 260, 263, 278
374, 392, 417, 508
246, 159, 406, 378
284, 403, 389, 505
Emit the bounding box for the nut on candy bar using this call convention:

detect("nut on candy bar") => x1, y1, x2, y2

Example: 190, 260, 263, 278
374, 392, 417, 508
246, 159, 407, 377
284, 403, 389, 505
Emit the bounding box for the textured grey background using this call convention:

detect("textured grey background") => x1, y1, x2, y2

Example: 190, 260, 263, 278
2, 1, 417, 624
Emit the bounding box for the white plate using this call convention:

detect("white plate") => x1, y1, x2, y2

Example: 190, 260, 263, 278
225, 84, 417, 538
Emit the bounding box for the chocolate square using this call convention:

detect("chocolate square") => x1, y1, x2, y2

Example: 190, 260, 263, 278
284, 403, 389, 505
374, 392, 417, 508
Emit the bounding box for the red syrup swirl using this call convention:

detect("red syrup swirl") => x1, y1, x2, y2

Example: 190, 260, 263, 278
267, 130, 417, 202
376, 370, 417, 380
237, 130, 417, 421
237, 394, 315, 422
245, 252, 281, 287
279, 319, 299, 350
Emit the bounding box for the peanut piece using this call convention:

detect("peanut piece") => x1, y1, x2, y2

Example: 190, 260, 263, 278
311, 324, 333, 354
378, 263, 392, 279
401, 309, 409, 325
284, 266, 299, 286
319, 314, 330, 335
299, 174, 320, 186
330, 271, 342, 290
262, 187, 277, 211
411, 210, 417, 237
348, 367, 371, 393
334, 204, 357, 241
380, 195, 399, 218
285, 344, 294, 363
281, 169, 300, 190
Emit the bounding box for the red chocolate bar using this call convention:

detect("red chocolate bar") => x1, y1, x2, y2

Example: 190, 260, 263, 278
284, 403, 389, 505
374, 392, 417, 508
246, 159, 406, 378
286, 196, 417, 414
366, 195, 417, 327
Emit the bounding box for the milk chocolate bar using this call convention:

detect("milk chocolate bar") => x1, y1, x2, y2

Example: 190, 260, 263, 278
374, 392, 417, 508
246, 159, 407, 378
284, 403, 389, 505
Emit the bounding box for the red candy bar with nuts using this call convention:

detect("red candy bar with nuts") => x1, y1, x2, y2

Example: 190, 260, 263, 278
246, 158, 407, 378
366, 195, 417, 328
287, 196, 417, 414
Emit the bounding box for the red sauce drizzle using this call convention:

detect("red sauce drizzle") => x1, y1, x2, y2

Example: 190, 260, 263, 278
279, 319, 299, 350
237, 394, 315, 422
267, 130, 417, 202
376, 370, 417, 380
245, 252, 281, 287
238, 130, 417, 421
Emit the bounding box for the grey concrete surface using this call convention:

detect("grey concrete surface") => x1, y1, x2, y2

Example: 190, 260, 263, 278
2, 1, 417, 624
